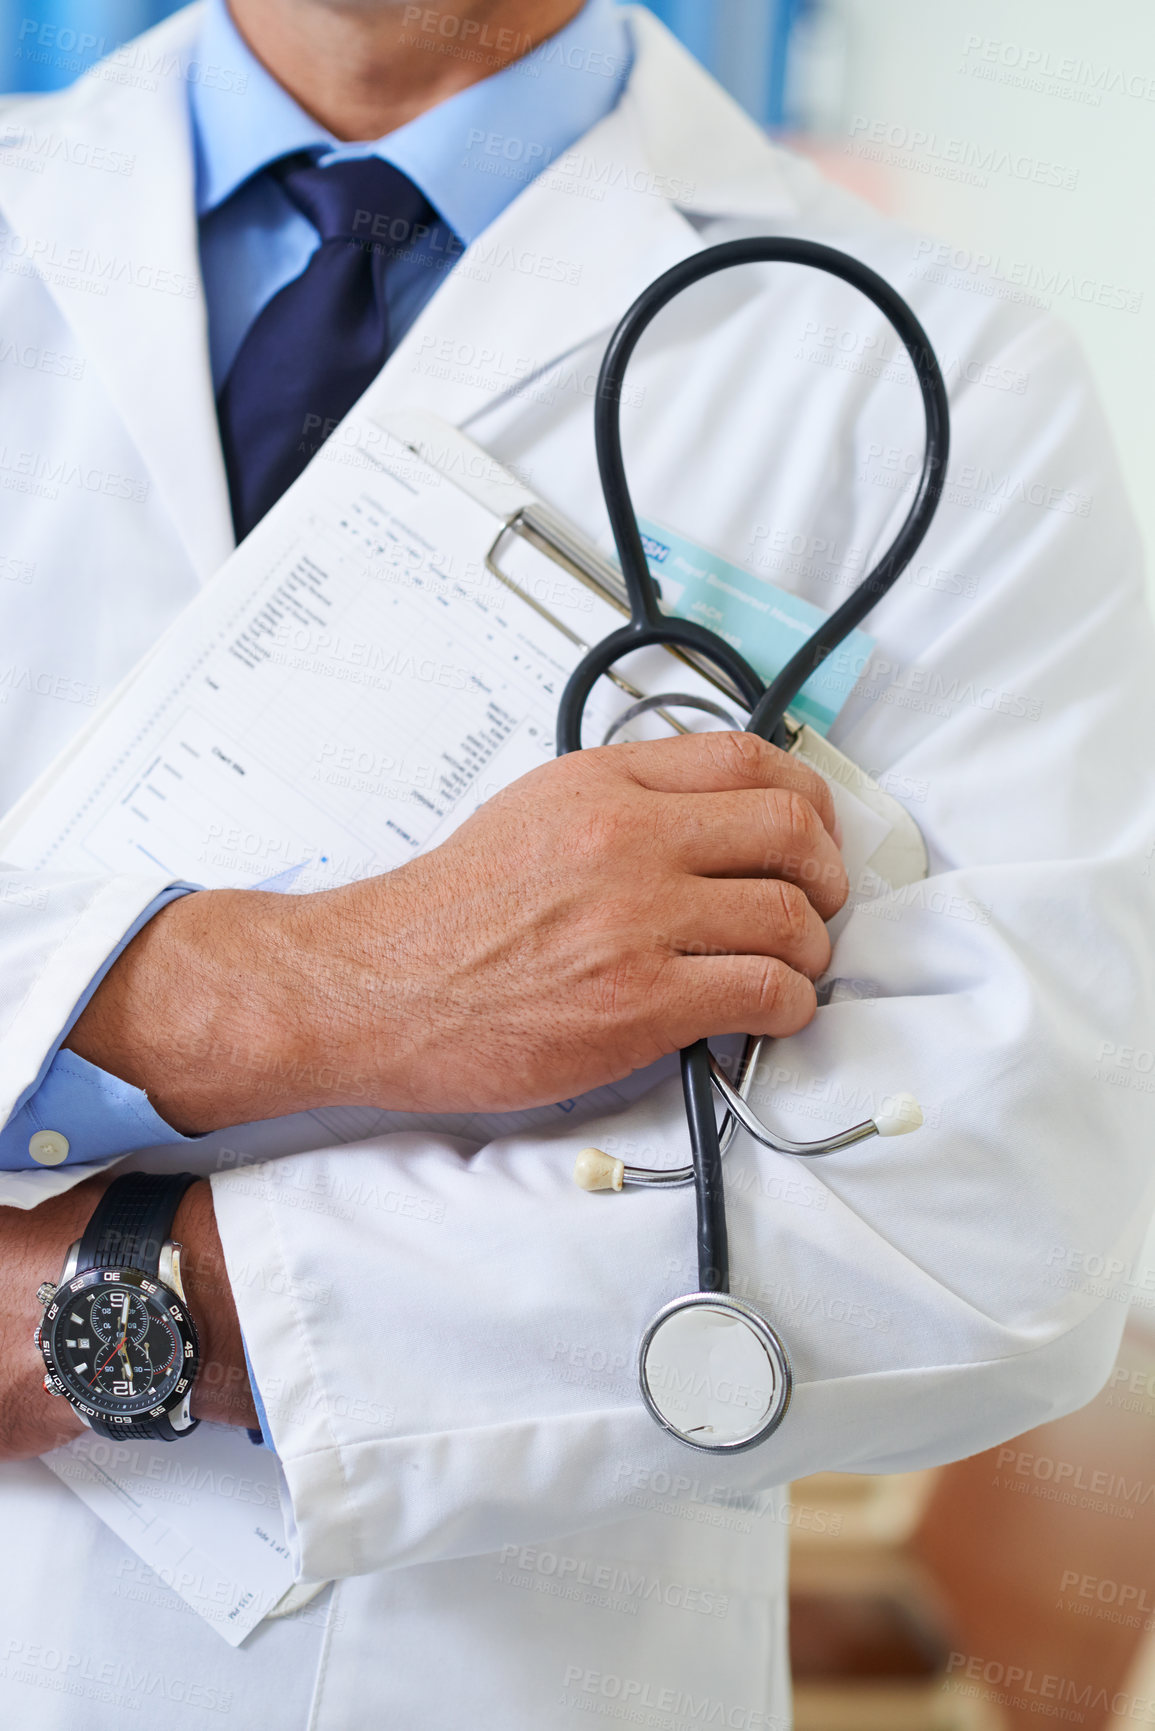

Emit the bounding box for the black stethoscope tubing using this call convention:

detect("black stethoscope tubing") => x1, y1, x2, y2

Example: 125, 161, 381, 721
557, 238, 950, 1301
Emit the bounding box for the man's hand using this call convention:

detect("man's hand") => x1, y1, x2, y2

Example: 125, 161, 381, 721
0, 1176, 255, 1462
66, 732, 847, 1133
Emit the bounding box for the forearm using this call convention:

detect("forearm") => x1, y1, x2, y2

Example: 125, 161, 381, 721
61, 736, 847, 1141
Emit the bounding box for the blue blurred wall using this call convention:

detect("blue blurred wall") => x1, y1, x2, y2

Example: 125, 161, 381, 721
0, 0, 803, 126
639, 0, 805, 127
0, 1, 183, 92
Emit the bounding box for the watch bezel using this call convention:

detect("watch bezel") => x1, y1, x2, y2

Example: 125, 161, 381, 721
39, 1265, 200, 1427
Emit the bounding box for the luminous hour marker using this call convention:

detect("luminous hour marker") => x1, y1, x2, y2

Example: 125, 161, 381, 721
74, 1362, 88, 1372
71, 1312, 83, 1323
79, 1338, 90, 1348
65, 1339, 76, 1347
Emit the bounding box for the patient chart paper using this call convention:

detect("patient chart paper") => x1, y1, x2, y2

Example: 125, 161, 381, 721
0, 411, 714, 893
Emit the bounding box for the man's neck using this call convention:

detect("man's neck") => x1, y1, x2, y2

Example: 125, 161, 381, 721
227, 0, 586, 141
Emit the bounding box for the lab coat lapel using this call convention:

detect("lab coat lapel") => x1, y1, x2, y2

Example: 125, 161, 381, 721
374, 6, 800, 431
0, 5, 234, 581
377, 157, 697, 431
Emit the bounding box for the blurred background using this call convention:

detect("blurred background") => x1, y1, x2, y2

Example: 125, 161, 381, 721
2, 2, 1153, 1726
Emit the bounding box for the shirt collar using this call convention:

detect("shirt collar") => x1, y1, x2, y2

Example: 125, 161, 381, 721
192, 0, 631, 244
191, 0, 333, 216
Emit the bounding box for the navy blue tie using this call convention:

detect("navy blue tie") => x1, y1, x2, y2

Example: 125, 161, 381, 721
217, 155, 440, 540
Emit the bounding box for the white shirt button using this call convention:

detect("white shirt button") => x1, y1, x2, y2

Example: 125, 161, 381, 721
28, 1130, 70, 1166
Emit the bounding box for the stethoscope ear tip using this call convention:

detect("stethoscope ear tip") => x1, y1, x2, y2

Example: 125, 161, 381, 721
872, 1092, 924, 1137
573, 1147, 625, 1191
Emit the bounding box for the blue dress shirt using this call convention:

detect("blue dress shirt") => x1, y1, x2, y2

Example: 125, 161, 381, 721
0, 886, 200, 1170
195, 0, 630, 390
0, 0, 630, 1174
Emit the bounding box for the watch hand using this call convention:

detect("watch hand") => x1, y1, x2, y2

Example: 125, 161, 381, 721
90, 1330, 127, 1385
91, 1301, 133, 1386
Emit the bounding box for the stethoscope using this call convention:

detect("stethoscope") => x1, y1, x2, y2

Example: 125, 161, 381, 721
556, 238, 950, 1453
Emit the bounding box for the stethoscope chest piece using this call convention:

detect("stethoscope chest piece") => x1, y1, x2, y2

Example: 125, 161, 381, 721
638, 1292, 792, 1453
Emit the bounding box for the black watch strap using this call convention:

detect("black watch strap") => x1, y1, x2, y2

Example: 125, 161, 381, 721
77, 1171, 199, 1276
91, 1414, 184, 1441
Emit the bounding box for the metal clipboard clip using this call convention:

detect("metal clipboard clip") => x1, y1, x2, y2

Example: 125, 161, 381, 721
484, 503, 748, 738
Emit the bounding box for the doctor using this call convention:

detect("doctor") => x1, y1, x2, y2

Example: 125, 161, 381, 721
0, 0, 1152, 1726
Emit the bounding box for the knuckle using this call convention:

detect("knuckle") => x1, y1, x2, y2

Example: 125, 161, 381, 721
557, 744, 620, 798
752, 958, 790, 1020
712, 730, 774, 781
571, 800, 628, 863
757, 961, 815, 1028
597, 955, 641, 1021
603, 961, 673, 1065
770, 879, 810, 947
780, 789, 821, 847
588, 740, 636, 780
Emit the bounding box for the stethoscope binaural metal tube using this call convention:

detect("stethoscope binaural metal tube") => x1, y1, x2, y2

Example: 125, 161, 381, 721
598, 1049, 911, 1190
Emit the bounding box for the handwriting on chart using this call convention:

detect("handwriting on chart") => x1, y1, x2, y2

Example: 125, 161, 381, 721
425, 700, 518, 818
228, 558, 333, 672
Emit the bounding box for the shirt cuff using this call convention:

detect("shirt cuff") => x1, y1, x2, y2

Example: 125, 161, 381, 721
0, 885, 201, 1170
241, 1331, 275, 1451
0, 1046, 198, 1170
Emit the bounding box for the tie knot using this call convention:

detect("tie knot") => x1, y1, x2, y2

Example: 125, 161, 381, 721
275, 154, 433, 247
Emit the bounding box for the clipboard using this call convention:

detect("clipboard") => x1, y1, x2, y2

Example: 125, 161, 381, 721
382, 408, 927, 896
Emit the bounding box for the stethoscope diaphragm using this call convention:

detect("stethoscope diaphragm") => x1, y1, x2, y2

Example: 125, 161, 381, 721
638, 1291, 792, 1453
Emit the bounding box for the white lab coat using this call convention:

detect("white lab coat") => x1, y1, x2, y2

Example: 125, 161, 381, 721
1, 6, 1153, 1728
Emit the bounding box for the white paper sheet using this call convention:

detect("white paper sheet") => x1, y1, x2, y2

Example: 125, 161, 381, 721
42, 1424, 297, 1646
0, 413, 725, 884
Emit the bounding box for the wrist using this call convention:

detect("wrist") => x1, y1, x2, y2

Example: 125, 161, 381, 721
65, 888, 338, 1133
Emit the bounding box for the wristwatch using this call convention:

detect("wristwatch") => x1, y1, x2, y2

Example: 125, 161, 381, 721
36, 1172, 201, 1442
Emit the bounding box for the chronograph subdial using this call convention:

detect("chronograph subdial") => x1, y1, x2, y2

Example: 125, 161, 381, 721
91, 1342, 150, 1398
89, 1288, 151, 1346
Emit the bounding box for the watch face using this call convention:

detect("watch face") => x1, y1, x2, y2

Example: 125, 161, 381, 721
41, 1267, 198, 1425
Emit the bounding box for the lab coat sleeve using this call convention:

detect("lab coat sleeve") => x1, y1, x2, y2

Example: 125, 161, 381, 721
0, 872, 194, 1202
211, 312, 1155, 1587
0, 887, 200, 1174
